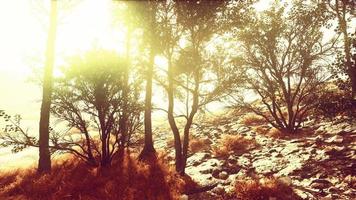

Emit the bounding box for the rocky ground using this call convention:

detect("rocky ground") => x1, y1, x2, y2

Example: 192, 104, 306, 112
154, 112, 356, 200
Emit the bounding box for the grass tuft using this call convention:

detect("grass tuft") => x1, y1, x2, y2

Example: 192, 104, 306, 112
235, 177, 301, 200
213, 134, 257, 157
242, 114, 266, 126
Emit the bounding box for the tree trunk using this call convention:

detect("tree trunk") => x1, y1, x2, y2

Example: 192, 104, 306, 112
83, 128, 96, 166
337, 0, 355, 99
139, 45, 156, 159
181, 73, 199, 175
167, 58, 184, 173
38, 0, 57, 173
119, 28, 131, 149
101, 133, 110, 166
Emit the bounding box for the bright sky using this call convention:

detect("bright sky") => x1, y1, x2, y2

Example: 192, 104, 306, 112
0, 0, 127, 122
0, 0, 129, 170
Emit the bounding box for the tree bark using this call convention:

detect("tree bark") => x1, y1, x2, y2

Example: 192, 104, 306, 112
119, 28, 132, 150
139, 44, 156, 159
181, 72, 199, 175
167, 58, 183, 173
38, 0, 57, 173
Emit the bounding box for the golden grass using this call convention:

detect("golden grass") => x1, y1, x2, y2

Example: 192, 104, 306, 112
0, 152, 191, 200
189, 138, 211, 153
242, 114, 266, 126
235, 177, 301, 200
213, 134, 257, 157
267, 127, 283, 138
254, 126, 269, 135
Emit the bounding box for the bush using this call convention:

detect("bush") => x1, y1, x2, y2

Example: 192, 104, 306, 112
242, 114, 266, 126
315, 87, 356, 119
189, 138, 211, 153
213, 134, 257, 157
235, 177, 301, 200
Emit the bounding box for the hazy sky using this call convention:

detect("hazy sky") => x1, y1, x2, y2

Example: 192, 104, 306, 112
0, 0, 126, 128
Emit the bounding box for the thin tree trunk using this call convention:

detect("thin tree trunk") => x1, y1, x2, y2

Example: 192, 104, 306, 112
119, 28, 131, 151
101, 133, 110, 166
181, 73, 199, 175
38, 0, 57, 173
83, 127, 96, 165
167, 58, 183, 173
139, 46, 156, 159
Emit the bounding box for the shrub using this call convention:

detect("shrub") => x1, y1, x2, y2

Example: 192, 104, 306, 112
242, 114, 266, 126
213, 134, 257, 157
315, 87, 356, 119
235, 177, 301, 200
189, 138, 211, 153
253, 126, 269, 135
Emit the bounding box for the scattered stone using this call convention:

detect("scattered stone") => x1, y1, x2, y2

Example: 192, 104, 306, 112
180, 194, 189, 200
212, 184, 225, 195
278, 176, 292, 187
325, 135, 343, 144
310, 179, 332, 190
218, 171, 229, 180
324, 146, 345, 156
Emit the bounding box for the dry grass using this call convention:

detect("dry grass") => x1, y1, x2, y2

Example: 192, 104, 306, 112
0, 152, 191, 200
242, 114, 266, 126
265, 127, 315, 139
213, 134, 258, 157
189, 138, 211, 153
166, 135, 184, 149
235, 177, 301, 200
267, 127, 283, 138
253, 126, 269, 135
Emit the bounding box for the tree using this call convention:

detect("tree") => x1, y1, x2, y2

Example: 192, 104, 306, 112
322, 0, 356, 100
154, 0, 233, 175
132, 1, 160, 160
0, 50, 143, 167
233, 2, 337, 133
38, 0, 57, 173
51, 50, 143, 166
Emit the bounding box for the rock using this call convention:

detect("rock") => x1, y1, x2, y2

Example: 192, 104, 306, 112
280, 143, 299, 155
316, 172, 328, 179
319, 196, 332, 200
227, 155, 237, 164
294, 188, 309, 199
328, 186, 339, 193
212, 184, 225, 195
324, 146, 345, 156
310, 148, 317, 154
310, 179, 332, 190
187, 152, 210, 167
218, 171, 229, 180
225, 165, 241, 174
315, 135, 324, 144
325, 135, 343, 144
212, 168, 221, 178
179, 194, 189, 200
278, 176, 292, 187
